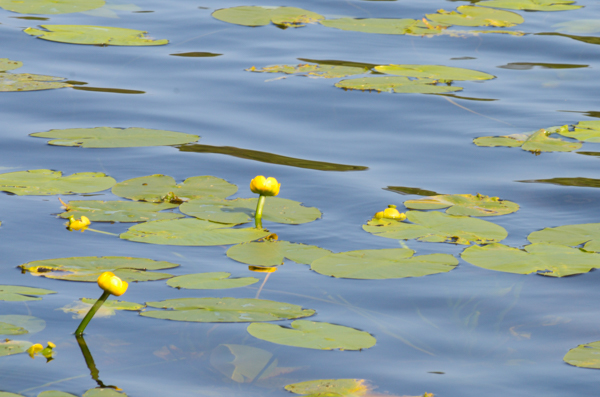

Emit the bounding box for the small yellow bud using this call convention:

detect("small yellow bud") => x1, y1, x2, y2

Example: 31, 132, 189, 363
250, 175, 280, 197
374, 205, 406, 220
67, 215, 91, 232
27, 343, 43, 358
97, 271, 128, 297
248, 266, 278, 273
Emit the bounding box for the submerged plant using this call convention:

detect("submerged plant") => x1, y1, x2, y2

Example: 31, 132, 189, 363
250, 175, 280, 229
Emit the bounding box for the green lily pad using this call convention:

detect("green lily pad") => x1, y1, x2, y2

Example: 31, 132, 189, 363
38, 392, 79, 397
82, 389, 127, 397
246, 63, 369, 79
310, 248, 458, 279
19, 256, 178, 282
60, 298, 145, 318
0, 285, 56, 301
461, 243, 600, 276
0, 73, 71, 91
553, 20, 600, 35
121, 218, 270, 246
0, 315, 45, 335
0, 59, 23, 72
141, 297, 315, 322
1, 394, 25, 397
558, 120, 600, 142
112, 174, 237, 203
212, 6, 324, 27
386, 186, 441, 196
518, 177, 600, 189
335, 76, 462, 94
166, 272, 258, 289
180, 197, 321, 225
564, 341, 600, 369
374, 64, 494, 81
473, 128, 581, 153
247, 320, 376, 350
24, 25, 168, 46
0, 340, 32, 357
404, 193, 519, 216
58, 200, 183, 222
528, 223, 600, 252
363, 210, 507, 245
0, 169, 115, 195
478, 0, 582, 11
426, 6, 523, 27
285, 379, 369, 396
0, 0, 104, 15
81, 298, 144, 310
320, 18, 444, 35
227, 240, 332, 267
30, 127, 199, 148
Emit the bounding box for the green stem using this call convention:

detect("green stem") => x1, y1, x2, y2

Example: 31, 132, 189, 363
255, 195, 266, 229
75, 290, 110, 336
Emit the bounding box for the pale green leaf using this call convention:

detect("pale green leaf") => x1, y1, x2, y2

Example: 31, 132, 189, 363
335, 76, 462, 94
553, 20, 600, 35
58, 200, 183, 222
0, 0, 104, 15
24, 25, 168, 46
285, 379, 369, 396
227, 240, 332, 267
528, 223, 600, 252
320, 18, 444, 35
564, 341, 600, 369
474, 129, 581, 152
0, 340, 32, 357
375, 64, 494, 80
0, 59, 22, 72
404, 193, 519, 216
212, 6, 324, 27
82, 389, 127, 397
167, 272, 258, 289
0, 285, 56, 301
0, 315, 45, 335
60, 298, 145, 318
211, 344, 295, 383
426, 6, 524, 27
0, 169, 115, 195
478, 0, 582, 11
38, 391, 79, 397
0, 73, 70, 92
247, 63, 369, 78
559, 120, 600, 142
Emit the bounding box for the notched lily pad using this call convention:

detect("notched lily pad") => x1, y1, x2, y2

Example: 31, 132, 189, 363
0, 0, 105, 15
564, 341, 600, 369
558, 120, 600, 142
320, 18, 445, 36
58, 200, 183, 222
227, 240, 332, 267
363, 210, 507, 245
0, 285, 56, 301
528, 223, 600, 252
166, 272, 258, 289
0, 315, 45, 335
336, 76, 462, 94
0, 169, 115, 195
212, 6, 324, 28
426, 5, 524, 27
19, 256, 178, 282
404, 193, 519, 216
246, 63, 369, 79
0, 73, 70, 91
375, 64, 494, 81
141, 297, 315, 322
285, 379, 369, 396
0, 340, 32, 357
473, 128, 581, 153
31, 127, 198, 148
478, 0, 582, 11
24, 25, 168, 46
247, 320, 376, 350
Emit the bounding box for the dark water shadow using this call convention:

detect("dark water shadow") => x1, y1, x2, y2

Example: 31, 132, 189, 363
76, 335, 121, 390
536, 32, 600, 46
385, 186, 440, 196
498, 62, 588, 70
170, 52, 222, 57
518, 177, 600, 188
73, 87, 145, 94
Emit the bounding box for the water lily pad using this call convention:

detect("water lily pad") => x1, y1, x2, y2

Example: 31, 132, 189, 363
0, 73, 70, 91
0, 340, 32, 357
38, 392, 79, 397
478, 0, 582, 11
386, 186, 441, 196
19, 256, 178, 282
30, 127, 199, 148
247, 320, 376, 350
0, 169, 115, 195
112, 174, 237, 202
246, 63, 369, 79
310, 248, 458, 279
0, 285, 56, 301
83, 389, 127, 397
518, 177, 600, 188
227, 240, 332, 267
0, 59, 23, 72
473, 129, 581, 153
58, 200, 183, 222
180, 197, 321, 225
374, 64, 494, 80
121, 218, 270, 246
60, 298, 145, 318
141, 297, 315, 322
528, 223, 600, 252
558, 120, 600, 142
285, 379, 369, 396
363, 210, 507, 245
426, 6, 524, 27
564, 341, 600, 368
212, 6, 324, 27
0, 315, 45, 335
404, 193, 519, 216
553, 20, 600, 35
336, 76, 462, 94
320, 18, 444, 35
166, 272, 258, 289
0, 0, 105, 15
24, 25, 168, 46
461, 243, 600, 276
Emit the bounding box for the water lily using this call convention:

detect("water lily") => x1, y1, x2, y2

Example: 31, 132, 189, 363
67, 215, 91, 232
250, 175, 280, 229
374, 205, 406, 220
27, 341, 55, 361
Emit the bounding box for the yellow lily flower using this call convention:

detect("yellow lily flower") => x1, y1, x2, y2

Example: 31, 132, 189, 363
374, 205, 406, 220
250, 175, 280, 197
67, 215, 91, 232
97, 271, 128, 297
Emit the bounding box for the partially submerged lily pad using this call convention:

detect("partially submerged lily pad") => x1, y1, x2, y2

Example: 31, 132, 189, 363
60, 298, 145, 318
404, 193, 519, 216
320, 18, 444, 35
558, 120, 600, 142
83, 389, 128, 397
58, 200, 183, 222
0, 169, 115, 195
180, 197, 321, 225
227, 240, 332, 267
426, 6, 524, 27
166, 272, 258, 289
311, 248, 458, 279
528, 223, 600, 252
0, 58, 23, 72
335, 76, 462, 94
478, 0, 582, 11
363, 210, 507, 245
0, 73, 71, 92
518, 177, 600, 188
0, 0, 105, 15
24, 25, 168, 46
247, 320, 376, 350
141, 297, 315, 322
31, 127, 199, 148
564, 341, 600, 369
374, 64, 494, 81
212, 6, 324, 27
112, 174, 237, 202
473, 128, 581, 153
19, 256, 178, 282
0, 340, 32, 357
120, 218, 270, 246
461, 243, 600, 276
246, 63, 369, 79
285, 379, 369, 396
0, 315, 45, 335
0, 285, 56, 301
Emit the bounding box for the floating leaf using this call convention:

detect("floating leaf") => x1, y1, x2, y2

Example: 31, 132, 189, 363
112, 174, 237, 202
363, 211, 507, 245
24, 25, 168, 46
498, 62, 588, 70
0, 322, 26, 335
166, 272, 258, 289
518, 177, 600, 189
0, 340, 32, 357
528, 223, 600, 252
0, 285, 56, 301
83, 389, 127, 397
30, 127, 199, 148
141, 297, 315, 322
310, 248, 458, 279
564, 341, 600, 369
404, 193, 519, 216
473, 129, 581, 153
478, 0, 582, 11
60, 298, 145, 318
0, 58, 23, 72
212, 6, 324, 27
227, 240, 332, 267
121, 218, 270, 246
247, 320, 376, 350
375, 64, 494, 81
0, 315, 45, 335
385, 186, 441, 196
0, 169, 115, 195
171, 52, 222, 57
285, 379, 369, 396
336, 76, 462, 94
553, 20, 600, 35
0, 0, 105, 15
180, 197, 321, 225
536, 32, 600, 46
38, 392, 79, 397
247, 63, 369, 79
58, 200, 183, 222
558, 120, 600, 142
461, 243, 600, 276
426, 6, 523, 27
320, 18, 444, 35
0, 73, 70, 92
19, 256, 178, 282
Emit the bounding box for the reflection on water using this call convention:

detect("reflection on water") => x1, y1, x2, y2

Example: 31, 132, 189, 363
76, 335, 120, 390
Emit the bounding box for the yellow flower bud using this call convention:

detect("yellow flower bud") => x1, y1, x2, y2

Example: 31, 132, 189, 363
374, 205, 406, 220
248, 266, 278, 273
68, 215, 91, 232
97, 271, 128, 297
27, 343, 43, 358
250, 175, 280, 197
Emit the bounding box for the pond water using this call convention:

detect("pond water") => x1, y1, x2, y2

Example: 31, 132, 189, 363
1, 0, 600, 396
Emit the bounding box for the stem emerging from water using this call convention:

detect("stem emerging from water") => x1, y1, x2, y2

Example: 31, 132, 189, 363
75, 290, 110, 336
255, 194, 266, 229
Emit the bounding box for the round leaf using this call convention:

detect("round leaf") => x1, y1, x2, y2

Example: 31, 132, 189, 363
212, 6, 324, 27
166, 272, 258, 289
0, 73, 70, 92
247, 320, 376, 350
0, 315, 45, 335
285, 379, 368, 396
528, 223, 600, 252
320, 18, 443, 35
58, 200, 183, 222
24, 25, 168, 46
477, 0, 582, 11
426, 6, 524, 27
0, 0, 105, 15
0, 285, 56, 301
0, 340, 32, 357
0, 169, 115, 195
375, 64, 494, 81
335, 76, 462, 94
404, 194, 519, 216
227, 240, 332, 267
564, 341, 600, 369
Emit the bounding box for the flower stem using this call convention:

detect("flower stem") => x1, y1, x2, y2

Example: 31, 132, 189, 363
75, 290, 110, 336
255, 194, 266, 229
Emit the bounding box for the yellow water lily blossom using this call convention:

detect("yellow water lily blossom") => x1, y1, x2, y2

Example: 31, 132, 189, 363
27, 343, 43, 358
27, 341, 55, 360
67, 215, 91, 231
97, 271, 128, 297
250, 175, 280, 197
374, 205, 406, 220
